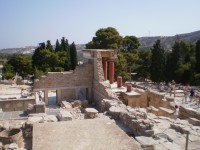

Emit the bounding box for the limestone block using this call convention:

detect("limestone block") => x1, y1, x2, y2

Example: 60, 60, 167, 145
57, 111, 72, 121
161, 141, 182, 150
28, 117, 43, 123
135, 136, 156, 150
84, 108, 98, 119
35, 102, 45, 113
147, 106, 159, 116
44, 115, 58, 122
188, 118, 200, 126
108, 106, 123, 119
144, 130, 154, 137
179, 106, 200, 120
170, 123, 190, 134
158, 107, 174, 118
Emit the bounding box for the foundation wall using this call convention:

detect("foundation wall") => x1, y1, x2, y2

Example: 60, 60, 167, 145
0, 97, 35, 112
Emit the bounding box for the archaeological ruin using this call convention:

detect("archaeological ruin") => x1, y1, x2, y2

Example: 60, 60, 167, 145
0, 49, 200, 150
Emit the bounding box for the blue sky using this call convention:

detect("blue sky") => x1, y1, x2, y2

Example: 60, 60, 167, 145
0, 0, 199, 49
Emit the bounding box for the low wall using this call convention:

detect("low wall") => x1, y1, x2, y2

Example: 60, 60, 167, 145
179, 106, 200, 120
0, 97, 35, 112
135, 89, 175, 110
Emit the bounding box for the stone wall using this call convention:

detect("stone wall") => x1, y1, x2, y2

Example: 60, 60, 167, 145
92, 51, 119, 109
61, 89, 76, 100
134, 89, 148, 107
135, 89, 175, 110
101, 99, 154, 137
0, 97, 35, 112
34, 62, 93, 90
179, 106, 200, 120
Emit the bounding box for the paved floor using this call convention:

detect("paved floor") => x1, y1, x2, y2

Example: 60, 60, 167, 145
0, 111, 27, 120
33, 118, 142, 150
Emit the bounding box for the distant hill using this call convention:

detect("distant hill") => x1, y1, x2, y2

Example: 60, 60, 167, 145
139, 30, 200, 50
0, 44, 85, 55
0, 46, 36, 55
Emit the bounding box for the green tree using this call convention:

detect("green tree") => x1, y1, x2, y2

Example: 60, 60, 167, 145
69, 42, 78, 70
115, 54, 130, 81
55, 39, 61, 52
166, 40, 194, 83
121, 36, 140, 53
2, 64, 15, 79
46, 40, 53, 52
7, 54, 32, 79
61, 37, 69, 52
56, 51, 70, 71
150, 40, 165, 82
195, 40, 200, 73
136, 49, 151, 81
86, 27, 122, 51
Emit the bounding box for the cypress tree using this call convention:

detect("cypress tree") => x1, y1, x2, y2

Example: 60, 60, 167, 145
69, 42, 78, 70
196, 40, 200, 73
46, 40, 53, 52
150, 40, 165, 82
55, 39, 61, 52
61, 37, 67, 51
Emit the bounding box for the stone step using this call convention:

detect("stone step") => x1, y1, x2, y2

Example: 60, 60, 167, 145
158, 107, 174, 118
146, 106, 159, 116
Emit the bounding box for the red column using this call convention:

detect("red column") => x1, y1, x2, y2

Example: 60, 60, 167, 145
102, 60, 107, 80
109, 61, 114, 84
117, 76, 122, 87
127, 84, 132, 92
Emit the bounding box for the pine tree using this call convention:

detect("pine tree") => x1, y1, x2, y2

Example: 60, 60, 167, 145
69, 42, 78, 70
150, 40, 165, 82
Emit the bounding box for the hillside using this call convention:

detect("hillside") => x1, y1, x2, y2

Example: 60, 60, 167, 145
139, 30, 200, 49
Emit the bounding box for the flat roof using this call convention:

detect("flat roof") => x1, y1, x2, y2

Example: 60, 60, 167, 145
33, 118, 142, 150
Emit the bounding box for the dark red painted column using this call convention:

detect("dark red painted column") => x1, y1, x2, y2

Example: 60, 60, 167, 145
127, 84, 132, 92
109, 61, 114, 84
102, 60, 107, 80
117, 76, 122, 87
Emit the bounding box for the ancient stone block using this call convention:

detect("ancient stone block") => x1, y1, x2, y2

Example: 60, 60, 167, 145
28, 117, 43, 123
35, 102, 45, 113
158, 107, 174, 118
84, 108, 98, 119
60, 101, 72, 109
188, 118, 200, 126
179, 106, 200, 120
108, 106, 123, 119
44, 115, 58, 122
57, 111, 72, 121
135, 136, 156, 150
